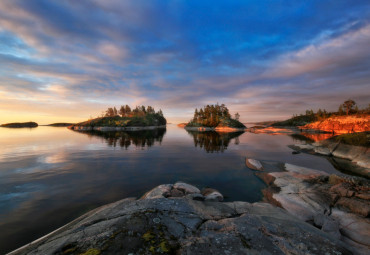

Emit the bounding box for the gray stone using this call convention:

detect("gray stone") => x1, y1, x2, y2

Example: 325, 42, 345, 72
322, 218, 341, 239
259, 163, 370, 255
170, 188, 185, 197
174, 182, 201, 194
186, 193, 205, 201
202, 188, 224, 202
7, 184, 355, 255
141, 184, 172, 199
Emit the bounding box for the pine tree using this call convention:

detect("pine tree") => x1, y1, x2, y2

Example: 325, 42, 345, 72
235, 112, 240, 121
342, 99, 356, 115
105, 108, 115, 117
119, 105, 126, 117
125, 105, 131, 116
338, 105, 344, 115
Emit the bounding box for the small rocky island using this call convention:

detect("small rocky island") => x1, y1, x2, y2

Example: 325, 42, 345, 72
185, 104, 246, 131
10, 182, 355, 255
69, 105, 166, 131
0, 122, 38, 128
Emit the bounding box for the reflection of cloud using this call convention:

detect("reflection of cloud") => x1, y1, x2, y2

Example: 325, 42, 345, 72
40, 152, 67, 164
0, 1, 369, 123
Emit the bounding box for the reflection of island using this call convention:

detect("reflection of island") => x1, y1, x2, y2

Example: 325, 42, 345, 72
289, 133, 335, 143
187, 130, 244, 152
75, 129, 166, 148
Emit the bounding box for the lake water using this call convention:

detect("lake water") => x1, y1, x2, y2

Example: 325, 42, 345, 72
0, 124, 342, 253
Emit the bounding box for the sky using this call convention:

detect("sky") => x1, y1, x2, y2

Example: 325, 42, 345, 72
0, 0, 369, 124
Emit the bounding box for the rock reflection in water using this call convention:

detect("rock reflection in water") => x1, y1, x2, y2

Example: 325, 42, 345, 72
186, 130, 244, 152
75, 128, 166, 148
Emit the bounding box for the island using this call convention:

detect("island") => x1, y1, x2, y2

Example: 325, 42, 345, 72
185, 104, 246, 131
69, 105, 166, 131
0, 122, 38, 128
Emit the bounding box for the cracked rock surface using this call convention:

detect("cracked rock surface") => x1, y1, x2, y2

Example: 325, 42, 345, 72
10, 183, 352, 255
257, 163, 370, 255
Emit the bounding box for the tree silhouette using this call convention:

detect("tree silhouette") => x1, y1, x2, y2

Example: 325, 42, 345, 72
235, 112, 240, 121
342, 99, 356, 115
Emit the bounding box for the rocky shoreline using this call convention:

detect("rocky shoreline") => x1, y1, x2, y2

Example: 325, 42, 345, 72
246, 159, 370, 255
9, 181, 355, 255
69, 125, 166, 132
291, 139, 370, 178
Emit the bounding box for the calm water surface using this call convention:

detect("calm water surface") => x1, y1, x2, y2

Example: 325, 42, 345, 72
0, 125, 342, 253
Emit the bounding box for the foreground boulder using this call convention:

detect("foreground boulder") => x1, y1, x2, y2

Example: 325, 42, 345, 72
9, 183, 351, 255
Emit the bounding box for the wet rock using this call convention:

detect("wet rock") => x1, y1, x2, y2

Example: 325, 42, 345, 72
245, 158, 263, 171
201, 188, 224, 202
292, 150, 300, 154
174, 182, 201, 194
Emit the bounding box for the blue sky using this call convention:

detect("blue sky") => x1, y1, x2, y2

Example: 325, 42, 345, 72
0, 0, 369, 123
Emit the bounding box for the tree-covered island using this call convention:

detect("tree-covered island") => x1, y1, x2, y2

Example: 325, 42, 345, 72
69, 105, 166, 131
0, 122, 38, 128
185, 104, 246, 131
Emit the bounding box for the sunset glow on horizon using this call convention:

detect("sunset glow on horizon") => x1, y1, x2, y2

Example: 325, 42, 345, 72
0, 0, 370, 125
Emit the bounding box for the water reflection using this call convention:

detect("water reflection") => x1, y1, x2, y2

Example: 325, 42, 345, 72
74, 128, 166, 148
299, 132, 334, 142
289, 134, 315, 143
289, 133, 335, 143
186, 130, 244, 152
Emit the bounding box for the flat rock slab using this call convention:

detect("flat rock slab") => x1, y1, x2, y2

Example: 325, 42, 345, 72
9, 197, 351, 255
